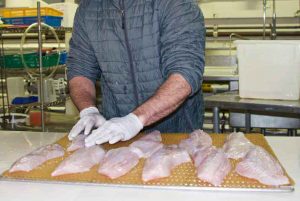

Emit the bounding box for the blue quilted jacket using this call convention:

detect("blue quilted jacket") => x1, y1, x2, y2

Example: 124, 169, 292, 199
67, 0, 206, 133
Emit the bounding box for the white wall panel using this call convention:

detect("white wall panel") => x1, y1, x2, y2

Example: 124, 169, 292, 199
198, 0, 299, 18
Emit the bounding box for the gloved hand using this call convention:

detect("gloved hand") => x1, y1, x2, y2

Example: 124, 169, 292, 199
85, 113, 143, 147
68, 106, 106, 140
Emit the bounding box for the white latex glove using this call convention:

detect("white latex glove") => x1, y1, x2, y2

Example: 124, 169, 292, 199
68, 106, 106, 140
85, 113, 143, 147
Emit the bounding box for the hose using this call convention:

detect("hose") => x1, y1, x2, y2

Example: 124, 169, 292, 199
20, 22, 61, 79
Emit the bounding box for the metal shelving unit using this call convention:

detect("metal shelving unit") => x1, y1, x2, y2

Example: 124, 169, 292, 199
0, 26, 72, 34
0, 5, 70, 131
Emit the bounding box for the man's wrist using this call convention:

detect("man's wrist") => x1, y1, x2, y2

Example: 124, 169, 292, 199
132, 110, 146, 127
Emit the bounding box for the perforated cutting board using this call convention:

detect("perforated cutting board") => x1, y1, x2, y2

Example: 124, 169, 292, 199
1, 134, 295, 192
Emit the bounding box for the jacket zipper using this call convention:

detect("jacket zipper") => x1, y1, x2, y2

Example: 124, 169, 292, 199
120, 0, 139, 106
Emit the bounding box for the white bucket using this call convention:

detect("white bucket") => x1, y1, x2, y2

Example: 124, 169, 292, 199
235, 40, 300, 100
6, 77, 25, 103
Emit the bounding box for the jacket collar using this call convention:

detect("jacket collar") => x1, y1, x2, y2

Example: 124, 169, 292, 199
111, 0, 136, 11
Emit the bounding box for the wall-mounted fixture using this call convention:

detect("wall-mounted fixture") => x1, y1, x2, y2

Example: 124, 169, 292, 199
262, 0, 267, 39
271, 0, 277, 40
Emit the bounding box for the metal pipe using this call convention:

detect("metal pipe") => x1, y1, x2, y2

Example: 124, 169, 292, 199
263, 0, 267, 39
213, 107, 220, 133
229, 33, 250, 56
0, 32, 11, 129
245, 113, 251, 133
0, 33, 7, 128
37, 2, 45, 132
229, 33, 250, 41
271, 0, 277, 40
295, 0, 300, 17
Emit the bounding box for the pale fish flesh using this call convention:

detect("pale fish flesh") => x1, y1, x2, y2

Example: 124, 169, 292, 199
236, 146, 289, 186
222, 132, 253, 159
129, 130, 163, 158
179, 129, 212, 155
52, 145, 105, 176
142, 145, 191, 182
67, 134, 86, 152
196, 148, 231, 186
9, 144, 65, 173
98, 147, 140, 179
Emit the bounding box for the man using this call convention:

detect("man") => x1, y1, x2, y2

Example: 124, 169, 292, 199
67, 0, 205, 147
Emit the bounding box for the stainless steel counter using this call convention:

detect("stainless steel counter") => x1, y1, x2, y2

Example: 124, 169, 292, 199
205, 91, 300, 133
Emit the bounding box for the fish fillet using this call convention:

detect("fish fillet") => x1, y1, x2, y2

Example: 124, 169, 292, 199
197, 148, 231, 186
222, 132, 253, 159
179, 129, 212, 155
193, 146, 216, 167
142, 145, 191, 182
138, 130, 162, 142
129, 130, 163, 158
9, 144, 64, 173
67, 134, 85, 152
52, 145, 105, 176
98, 147, 140, 179
236, 146, 289, 186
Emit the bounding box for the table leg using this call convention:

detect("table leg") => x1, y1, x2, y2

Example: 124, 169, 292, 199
229, 81, 239, 91
213, 107, 220, 133
287, 129, 296, 136
245, 113, 251, 133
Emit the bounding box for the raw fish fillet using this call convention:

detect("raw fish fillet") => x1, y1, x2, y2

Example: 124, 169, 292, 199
193, 146, 216, 167
236, 146, 289, 186
222, 132, 253, 159
67, 134, 85, 152
129, 130, 163, 158
142, 145, 191, 182
138, 130, 162, 142
9, 144, 64, 173
179, 130, 212, 155
98, 147, 140, 179
197, 148, 231, 186
52, 145, 105, 176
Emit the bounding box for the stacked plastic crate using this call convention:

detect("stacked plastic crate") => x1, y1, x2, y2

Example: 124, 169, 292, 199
1, 7, 63, 27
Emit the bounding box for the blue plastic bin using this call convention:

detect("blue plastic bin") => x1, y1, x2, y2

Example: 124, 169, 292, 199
12, 96, 38, 105
2, 16, 63, 27
59, 51, 68, 65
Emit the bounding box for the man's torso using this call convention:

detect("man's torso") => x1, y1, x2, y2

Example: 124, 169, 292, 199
81, 0, 204, 132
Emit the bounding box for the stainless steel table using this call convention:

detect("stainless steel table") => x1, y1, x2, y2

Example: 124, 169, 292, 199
204, 91, 300, 133
203, 75, 239, 91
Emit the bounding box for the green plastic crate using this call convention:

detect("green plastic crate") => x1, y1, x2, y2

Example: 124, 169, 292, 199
2, 52, 59, 69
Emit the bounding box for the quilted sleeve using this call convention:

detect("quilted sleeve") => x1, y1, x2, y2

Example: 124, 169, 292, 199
66, 1, 101, 84
159, 0, 206, 96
